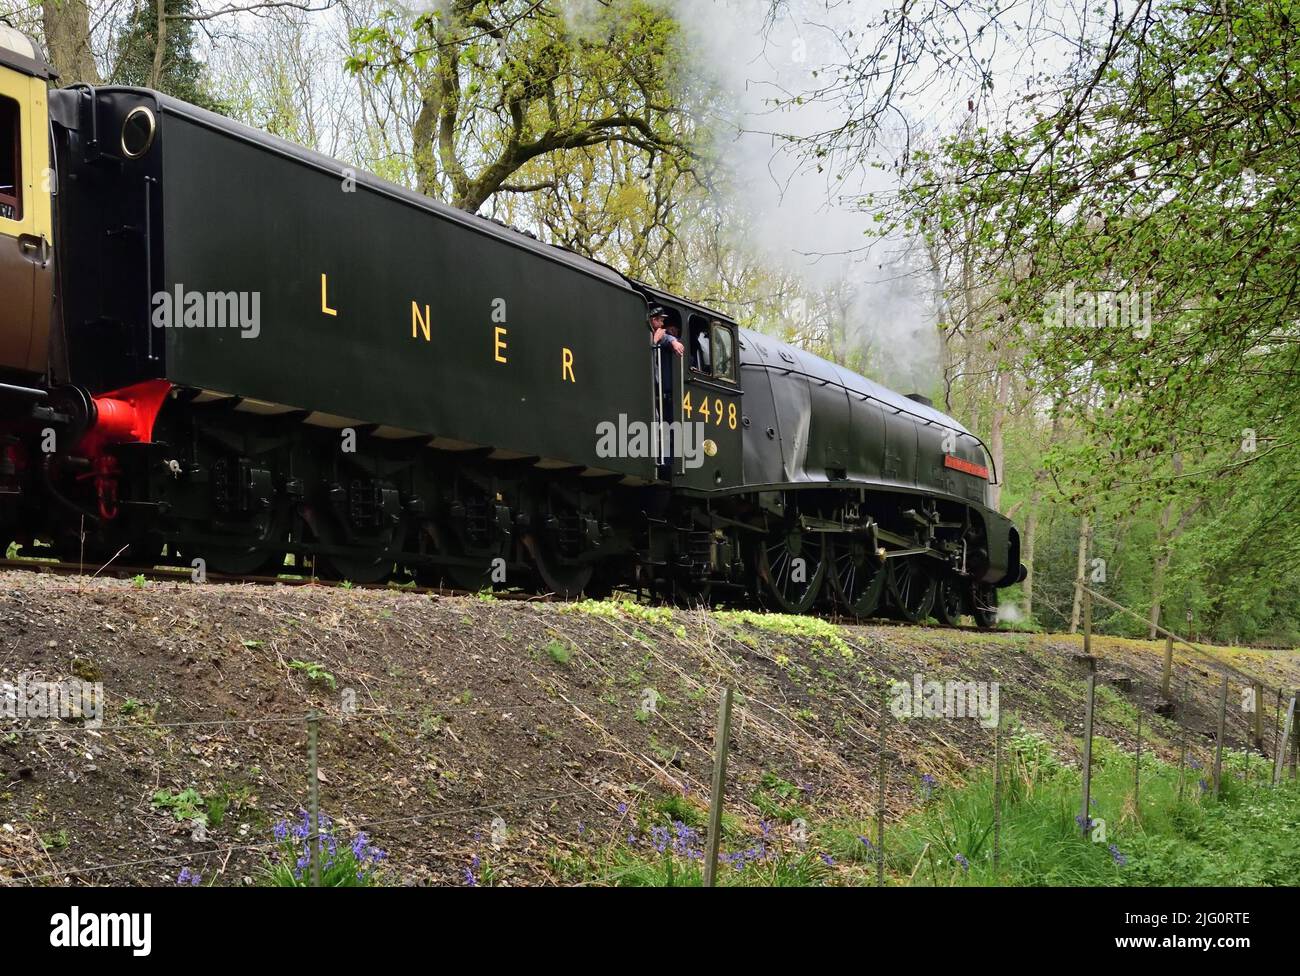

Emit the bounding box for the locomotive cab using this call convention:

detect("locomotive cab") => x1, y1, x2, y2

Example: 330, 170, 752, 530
0, 26, 54, 378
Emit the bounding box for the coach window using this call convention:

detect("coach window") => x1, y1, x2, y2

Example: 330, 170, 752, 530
711, 322, 736, 382
0, 95, 19, 222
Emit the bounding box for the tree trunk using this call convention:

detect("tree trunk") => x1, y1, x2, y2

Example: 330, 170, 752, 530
42, 0, 101, 84
987, 367, 1010, 512
148, 0, 168, 90
1022, 486, 1040, 620
1148, 448, 1197, 639
1148, 501, 1174, 639
1069, 514, 1091, 634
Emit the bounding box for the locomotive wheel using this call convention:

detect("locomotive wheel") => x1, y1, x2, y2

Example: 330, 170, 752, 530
754, 527, 826, 614
888, 557, 936, 623
932, 576, 965, 626
828, 537, 887, 619
673, 575, 715, 609
969, 582, 999, 629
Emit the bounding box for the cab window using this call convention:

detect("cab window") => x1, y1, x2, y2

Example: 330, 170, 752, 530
0, 95, 19, 222
690, 321, 711, 372
711, 322, 736, 382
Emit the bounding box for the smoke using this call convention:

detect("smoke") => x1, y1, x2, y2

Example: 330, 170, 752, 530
666, 0, 944, 393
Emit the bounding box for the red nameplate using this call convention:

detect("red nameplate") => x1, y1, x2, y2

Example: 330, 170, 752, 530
944, 455, 989, 480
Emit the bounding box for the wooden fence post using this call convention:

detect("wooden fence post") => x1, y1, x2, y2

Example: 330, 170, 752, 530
1083, 587, 1093, 657
1253, 682, 1265, 752
1272, 695, 1295, 786
307, 709, 321, 888
702, 686, 734, 888
1080, 673, 1096, 837
993, 716, 1003, 872
1161, 634, 1174, 699
1212, 677, 1228, 798
876, 684, 888, 888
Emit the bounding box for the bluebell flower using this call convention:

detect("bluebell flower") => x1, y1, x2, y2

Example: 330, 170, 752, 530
954, 853, 969, 872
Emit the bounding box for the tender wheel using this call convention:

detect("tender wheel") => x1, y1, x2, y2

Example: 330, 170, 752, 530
753, 527, 826, 614
311, 509, 397, 584
522, 488, 601, 599
428, 481, 514, 591
316, 548, 394, 585
200, 544, 287, 577
888, 557, 936, 623
829, 536, 887, 619
969, 582, 998, 629
421, 521, 508, 592
933, 576, 965, 626
524, 532, 594, 599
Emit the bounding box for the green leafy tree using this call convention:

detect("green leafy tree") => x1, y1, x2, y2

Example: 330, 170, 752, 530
903, 0, 1300, 642
111, 0, 224, 112
346, 0, 702, 214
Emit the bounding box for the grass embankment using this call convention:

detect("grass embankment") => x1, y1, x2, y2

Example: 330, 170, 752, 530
555, 729, 1300, 886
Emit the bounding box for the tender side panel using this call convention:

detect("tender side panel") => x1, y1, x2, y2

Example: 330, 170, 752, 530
158, 113, 653, 480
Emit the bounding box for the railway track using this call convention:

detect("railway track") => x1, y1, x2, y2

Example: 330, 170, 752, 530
0, 553, 1012, 632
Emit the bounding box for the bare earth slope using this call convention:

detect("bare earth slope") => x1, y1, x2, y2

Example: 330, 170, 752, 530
0, 572, 1295, 885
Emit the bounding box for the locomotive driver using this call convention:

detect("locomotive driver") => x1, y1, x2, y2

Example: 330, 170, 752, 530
649, 307, 684, 356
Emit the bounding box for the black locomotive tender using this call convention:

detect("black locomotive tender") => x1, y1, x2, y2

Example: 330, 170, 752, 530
0, 35, 1024, 624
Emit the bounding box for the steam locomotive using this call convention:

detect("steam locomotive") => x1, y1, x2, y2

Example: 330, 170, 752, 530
0, 29, 1023, 624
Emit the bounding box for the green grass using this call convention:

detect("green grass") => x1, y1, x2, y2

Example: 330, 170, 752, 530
715, 610, 855, 659
151, 788, 207, 826
288, 659, 337, 690
887, 732, 1300, 886
597, 848, 833, 887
